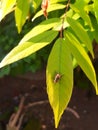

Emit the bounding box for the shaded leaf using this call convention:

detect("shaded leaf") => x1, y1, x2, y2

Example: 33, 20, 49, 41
15, 0, 30, 33
66, 17, 94, 58
23, 117, 41, 130
46, 38, 73, 127
0, 30, 58, 68
0, 66, 10, 77
0, 0, 16, 21
64, 31, 98, 94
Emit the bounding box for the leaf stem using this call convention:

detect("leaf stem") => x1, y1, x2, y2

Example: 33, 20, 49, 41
60, 0, 71, 38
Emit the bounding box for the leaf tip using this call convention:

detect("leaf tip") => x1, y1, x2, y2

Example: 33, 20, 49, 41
0, 63, 3, 68
32, 17, 35, 22
91, 51, 94, 59
54, 116, 60, 128
54, 110, 62, 128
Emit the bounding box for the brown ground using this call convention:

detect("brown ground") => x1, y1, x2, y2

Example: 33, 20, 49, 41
0, 70, 98, 130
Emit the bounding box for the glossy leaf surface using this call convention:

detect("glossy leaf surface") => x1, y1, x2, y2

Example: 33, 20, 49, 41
66, 17, 94, 57
0, 30, 58, 68
19, 18, 60, 44
0, 0, 16, 21
94, 0, 98, 23
46, 38, 73, 127
65, 31, 98, 94
70, 0, 92, 28
32, 4, 65, 21
15, 0, 30, 33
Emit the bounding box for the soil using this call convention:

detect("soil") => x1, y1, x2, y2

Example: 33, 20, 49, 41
0, 70, 98, 130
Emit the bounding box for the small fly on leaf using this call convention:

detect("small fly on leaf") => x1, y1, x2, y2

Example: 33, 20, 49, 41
54, 73, 63, 83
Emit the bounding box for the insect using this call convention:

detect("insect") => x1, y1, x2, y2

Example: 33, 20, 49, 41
54, 73, 63, 83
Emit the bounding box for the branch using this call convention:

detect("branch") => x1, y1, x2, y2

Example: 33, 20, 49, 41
7, 97, 25, 130
66, 107, 80, 119
60, 0, 71, 38
25, 100, 48, 109
25, 100, 80, 119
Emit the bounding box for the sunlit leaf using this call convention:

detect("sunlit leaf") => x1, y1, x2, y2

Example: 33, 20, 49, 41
84, 4, 94, 13
84, 0, 91, 3
73, 58, 78, 69
66, 17, 94, 58
50, 0, 67, 4
15, 0, 30, 33
94, 0, 98, 23
65, 31, 98, 94
0, 30, 58, 68
19, 18, 60, 44
0, 0, 16, 21
33, 0, 42, 11
32, 4, 65, 21
53, 9, 73, 31
70, 0, 92, 29
46, 38, 73, 128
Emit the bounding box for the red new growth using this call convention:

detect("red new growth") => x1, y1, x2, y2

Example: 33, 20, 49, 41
41, 0, 49, 18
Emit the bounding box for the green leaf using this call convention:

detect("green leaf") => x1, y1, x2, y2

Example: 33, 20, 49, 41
46, 38, 73, 128
66, 17, 94, 58
0, 0, 16, 21
32, 4, 65, 21
70, 0, 92, 29
94, 0, 98, 23
0, 66, 10, 77
90, 14, 98, 42
53, 9, 73, 31
0, 30, 58, 68
19, 18, 60, 44
64, 31, 98, 94
85, 4, 94, 13
15, 0, 30, 33
50, 0, 67, 4
84, 0, 91, 3
33, 0, 42, 11
73, 58, 78, 69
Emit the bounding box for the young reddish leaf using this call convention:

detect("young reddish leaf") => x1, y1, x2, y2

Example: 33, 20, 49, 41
41, 0, 50, 18
32, 4, 65, 21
